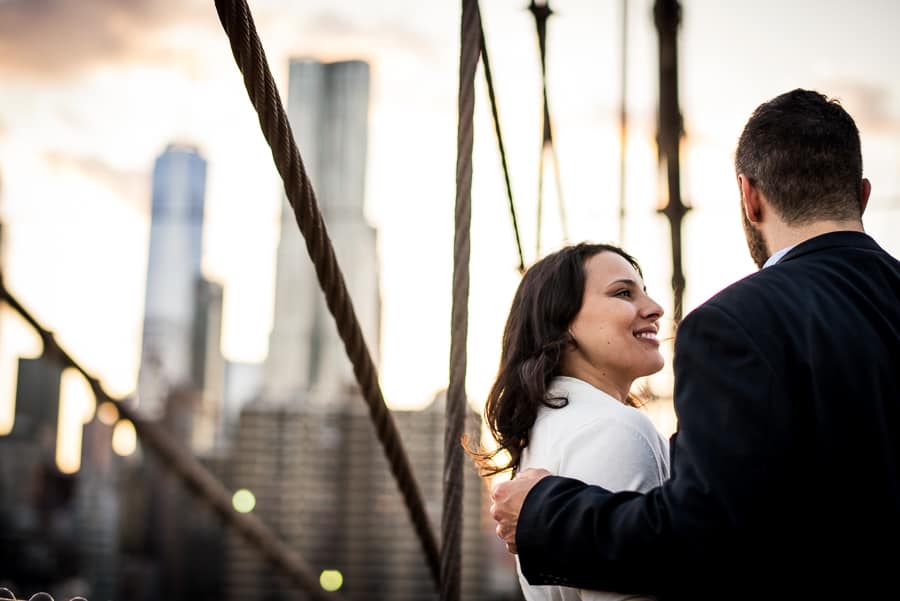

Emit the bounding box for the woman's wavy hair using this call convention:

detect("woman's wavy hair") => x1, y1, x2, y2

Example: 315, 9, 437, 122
467, 242, 643, 477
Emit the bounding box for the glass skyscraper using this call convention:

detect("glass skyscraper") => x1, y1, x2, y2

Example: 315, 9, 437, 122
138, 144, 208, 418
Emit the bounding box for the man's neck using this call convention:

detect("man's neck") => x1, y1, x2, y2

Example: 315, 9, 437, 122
766, 219, 865, 256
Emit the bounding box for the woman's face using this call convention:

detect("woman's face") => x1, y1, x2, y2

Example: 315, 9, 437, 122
562, 251, 665, 401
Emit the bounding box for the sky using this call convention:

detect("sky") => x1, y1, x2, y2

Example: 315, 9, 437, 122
1, 0, 899, 450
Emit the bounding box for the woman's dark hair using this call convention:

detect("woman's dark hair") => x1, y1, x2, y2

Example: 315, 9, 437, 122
466, 242, 643, 477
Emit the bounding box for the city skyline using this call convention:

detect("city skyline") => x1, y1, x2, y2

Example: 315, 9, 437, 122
1, 0, 899, 438
0, 1, 898, 596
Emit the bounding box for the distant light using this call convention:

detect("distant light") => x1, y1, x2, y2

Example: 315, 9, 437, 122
112, 420, 137, 456
57, 368, 94, 474
97, 401, 119, 426
232, 489, 256, 513
0, 305, 44, 436
320, 569, 343, 592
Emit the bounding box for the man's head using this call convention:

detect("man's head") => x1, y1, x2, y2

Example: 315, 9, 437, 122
735, 89, 868, 266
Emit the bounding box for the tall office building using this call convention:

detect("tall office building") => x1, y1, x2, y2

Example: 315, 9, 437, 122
264, 59, 380, 406
0, 358, 80, 594
138, 144, 223, 426
74, 417, 119, 600
190, 278, 226, 452
222, 360, 263, 445
224, 393, 506, 601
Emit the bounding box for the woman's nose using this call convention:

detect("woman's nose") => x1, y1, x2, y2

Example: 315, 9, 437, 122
641, 295, 664, 320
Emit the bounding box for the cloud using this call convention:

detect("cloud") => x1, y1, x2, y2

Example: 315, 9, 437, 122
0, 0, 207, 76
261, 9, 439, 62
43, 151, 148, 213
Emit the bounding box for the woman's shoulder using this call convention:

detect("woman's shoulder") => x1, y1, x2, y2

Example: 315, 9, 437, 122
543, 377, 648, 421
539, 378, 666, 447
524, 377, 669, 488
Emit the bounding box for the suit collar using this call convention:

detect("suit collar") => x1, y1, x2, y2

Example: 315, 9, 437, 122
779, 231, 880, 264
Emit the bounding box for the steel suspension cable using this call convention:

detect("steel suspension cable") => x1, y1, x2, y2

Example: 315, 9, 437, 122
654, 0, 689, 325
0, 275, 339, 601
529, 0, 569, 256
443, 2, 479, 599
617, 0, 629, 246
212, 0, 441, 587
478, 8, 525, 274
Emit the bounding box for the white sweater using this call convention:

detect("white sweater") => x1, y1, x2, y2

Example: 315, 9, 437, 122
516, 376, 670, 601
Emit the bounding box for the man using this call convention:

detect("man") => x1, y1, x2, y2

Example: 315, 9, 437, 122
490, 89, 900, 596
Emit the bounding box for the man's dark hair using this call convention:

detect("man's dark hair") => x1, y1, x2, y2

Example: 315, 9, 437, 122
735, 88, 864, 225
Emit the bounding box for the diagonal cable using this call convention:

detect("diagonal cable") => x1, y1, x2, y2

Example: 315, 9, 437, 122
212, 0, 441, 587
0, 275, 339, 601
478, 7, 525, 274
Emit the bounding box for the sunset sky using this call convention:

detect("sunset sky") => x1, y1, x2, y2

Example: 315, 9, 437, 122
1, 0, 898, 451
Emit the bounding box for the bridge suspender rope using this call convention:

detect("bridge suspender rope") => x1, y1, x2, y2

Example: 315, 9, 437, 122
529, 0, 569, 258
443, 2, 479, 599
211, 0, 442, 589
0, 275, 340, 601
653, 0, 689, 325
478, 8, 526, 274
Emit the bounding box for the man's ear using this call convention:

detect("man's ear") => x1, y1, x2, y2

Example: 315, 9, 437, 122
860, 178, 871, 217
739, 174, 763, 224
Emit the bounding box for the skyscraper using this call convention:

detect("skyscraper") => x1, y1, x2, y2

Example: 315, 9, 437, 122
264, 59, 380, 406
137, 144, 211, 419
191, 278, 225, 452
0, 358, 80, 594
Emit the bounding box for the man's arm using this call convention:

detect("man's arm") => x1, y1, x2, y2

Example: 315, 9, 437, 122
495, 302, 786, 591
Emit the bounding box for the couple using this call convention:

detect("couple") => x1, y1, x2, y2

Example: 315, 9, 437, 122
474, 89, 900, 598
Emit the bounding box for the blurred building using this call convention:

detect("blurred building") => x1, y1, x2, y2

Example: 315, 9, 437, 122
74, 416, 120, 600
0, 358, 81, 596
191, 278, 225, 453
137, 144, 225, 451
264, 59, 381, 406
222, 360, 263, 446
115, 389, 228, 601
138, 144, 207, 417
225, 392, 509, 601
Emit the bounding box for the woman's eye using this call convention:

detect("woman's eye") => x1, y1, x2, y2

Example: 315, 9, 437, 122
615, 289, 632, 298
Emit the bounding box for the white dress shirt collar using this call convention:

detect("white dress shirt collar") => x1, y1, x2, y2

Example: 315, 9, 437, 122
763, 245, 795, 268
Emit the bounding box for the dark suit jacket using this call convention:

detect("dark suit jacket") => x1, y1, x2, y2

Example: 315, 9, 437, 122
517, 231, 900, 597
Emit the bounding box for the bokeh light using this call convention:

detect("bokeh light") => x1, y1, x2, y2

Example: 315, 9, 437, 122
97, 401, 119, 426
319, 569, 343, 592
112, 419, 137, 456
232, 489, 256, 513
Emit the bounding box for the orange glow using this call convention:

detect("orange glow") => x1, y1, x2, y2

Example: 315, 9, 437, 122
97, 401, 119, 426
56, 368, 95, 474
112, 419, 137, 456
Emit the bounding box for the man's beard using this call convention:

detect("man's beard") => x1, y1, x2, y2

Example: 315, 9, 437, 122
741, 203, 770, 269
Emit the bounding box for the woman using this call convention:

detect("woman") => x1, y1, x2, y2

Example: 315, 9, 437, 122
470, 242, 669, 601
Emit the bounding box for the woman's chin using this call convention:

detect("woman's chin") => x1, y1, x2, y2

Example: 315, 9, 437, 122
643, 354, 665, 376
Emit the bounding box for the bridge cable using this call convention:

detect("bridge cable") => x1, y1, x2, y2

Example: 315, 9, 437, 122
478, 11, 526, 274
212, 0, 441, 587
529, 0, 569, 256
443, 1, 479, 599
0, 275, 339, 601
